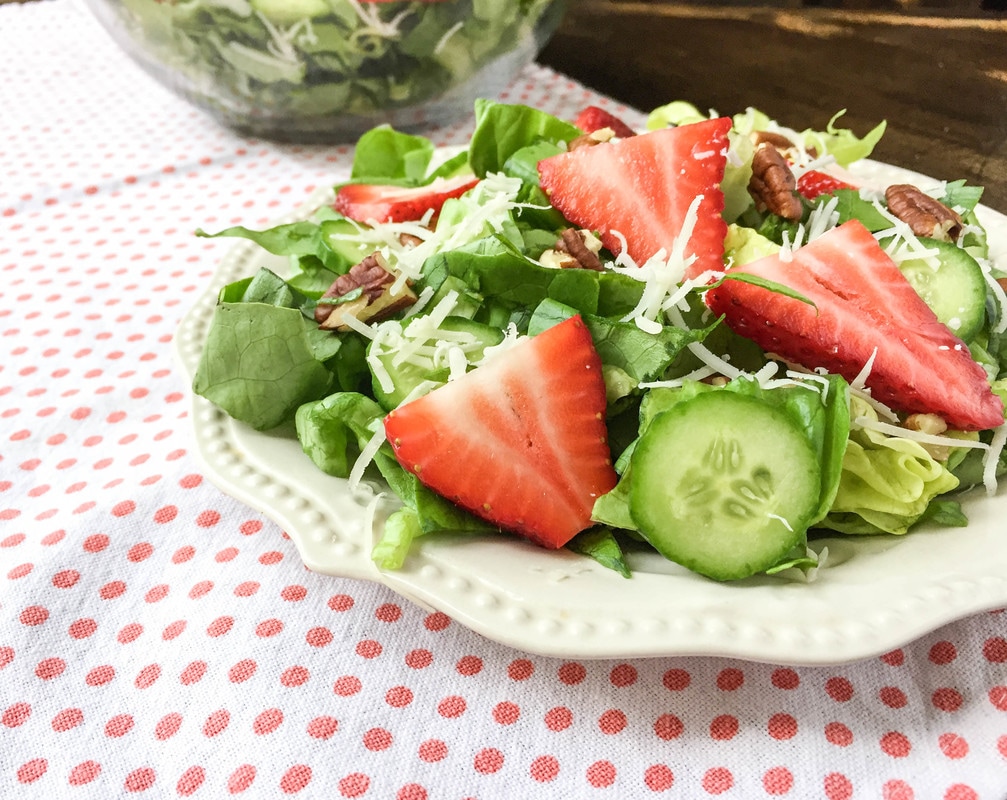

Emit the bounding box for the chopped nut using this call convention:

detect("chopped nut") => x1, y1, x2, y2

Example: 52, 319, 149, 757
315, 252, 416, 331
750, 130, 797, 152
556, 228, 604, 271
568, 127, 616, 151
749, 130, 816, 161
538, 249, 577, 270
885, 184, 963, 242
539, 229, 605, 271
748, 143, 803, 221
398, 232, 424, 248
904, 413, 948, 436
904, 413, 951, 460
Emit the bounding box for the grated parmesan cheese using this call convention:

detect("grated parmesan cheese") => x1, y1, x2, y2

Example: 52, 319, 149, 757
978, 255, 1007, 335
349, 424, 388, 494
870, 200, 942, 268
475, 323, 523, 366
610, 194, 704, 332
391, 290, 459, 367
805, 195, 841, 242
983, 424, 1006, 496
850, 347, 878, 392
852, 414, 990, 452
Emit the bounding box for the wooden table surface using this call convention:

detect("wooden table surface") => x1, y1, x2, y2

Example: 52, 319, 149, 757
540, 1, 1007, 212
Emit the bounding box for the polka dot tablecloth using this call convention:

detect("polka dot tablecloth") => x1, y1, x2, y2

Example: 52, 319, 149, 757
3, 3, 1007, 799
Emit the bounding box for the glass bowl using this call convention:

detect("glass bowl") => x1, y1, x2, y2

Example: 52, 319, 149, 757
81, 0, 567, 143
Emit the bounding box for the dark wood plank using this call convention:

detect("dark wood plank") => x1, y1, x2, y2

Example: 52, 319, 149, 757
540, 2, 1007, 211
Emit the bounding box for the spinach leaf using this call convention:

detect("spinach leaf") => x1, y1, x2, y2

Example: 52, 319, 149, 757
528, 298, 704, 384
469, 100, 581, 177
566, 527, 632, 578
196, 221, 350, 273
193, 303, 335, 431
349, 125, 435, 183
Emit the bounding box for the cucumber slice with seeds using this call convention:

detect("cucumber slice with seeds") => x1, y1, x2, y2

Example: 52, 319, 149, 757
628, 391, 820, 581
894, 237, 987, 342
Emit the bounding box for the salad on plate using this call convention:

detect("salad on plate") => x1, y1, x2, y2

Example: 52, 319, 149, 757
190, 99, 1007, 583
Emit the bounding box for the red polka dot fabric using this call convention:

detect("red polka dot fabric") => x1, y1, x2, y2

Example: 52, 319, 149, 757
3, 3, 1007, 798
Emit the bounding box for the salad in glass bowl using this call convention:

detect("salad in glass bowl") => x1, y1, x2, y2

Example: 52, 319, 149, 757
186, 99, 1007, 584
79, 0, 566, 142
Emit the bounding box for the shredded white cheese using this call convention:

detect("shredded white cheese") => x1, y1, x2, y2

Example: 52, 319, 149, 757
391, 291, 459, 368
852, 415, 990, 452
805, 194, 841, 242
849, 385, 900, 422
783, 369, 832, 404
978, 255, 1007, 335
339, 312, 379, 340
475, 323, 523, 367
871, 200, 942, 268
402, 285, 435, 319
349, 424, 388, 494
638, 364, 718, 390
983, 424, 1006, 496
850, 348, 878, 392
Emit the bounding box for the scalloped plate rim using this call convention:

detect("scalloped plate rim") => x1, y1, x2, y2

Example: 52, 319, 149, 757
173, 159, 1007, 665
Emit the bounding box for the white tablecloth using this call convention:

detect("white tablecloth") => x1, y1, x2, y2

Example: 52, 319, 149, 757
2, 2, 1007, 798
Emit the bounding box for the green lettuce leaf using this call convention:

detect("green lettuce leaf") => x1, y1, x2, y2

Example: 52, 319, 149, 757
818, 396, 961, 535
349, 125, 436, 184
468, 100, 581, 177
566, 527, 632, 578
193, 302, 335, 431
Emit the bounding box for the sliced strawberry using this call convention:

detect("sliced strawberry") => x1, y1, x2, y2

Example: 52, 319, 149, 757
796, 169, 855, 200
334, 174, 479, 224
383, 315, 617, 549
538, 118, 731, 279
574, 105, 638, 139
705, 220, 1004, 431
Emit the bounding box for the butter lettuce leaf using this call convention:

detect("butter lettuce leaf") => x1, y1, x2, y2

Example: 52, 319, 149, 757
817, 396, 961, 535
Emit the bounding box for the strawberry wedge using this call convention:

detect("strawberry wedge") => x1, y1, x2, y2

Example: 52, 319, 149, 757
796, 169, 855, 200
574, 105, 638, 139
706, 220, 1004, 431
383, 316, 617, 549
538, 117, 731, 278
334, 174, 479, 224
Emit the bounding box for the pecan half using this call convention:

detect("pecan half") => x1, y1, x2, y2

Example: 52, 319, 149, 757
748, 143, 803, 221
556, 228, 604, 271
539, 229, 604, 271
315, 253, 416, 331
885, 184, 963, 242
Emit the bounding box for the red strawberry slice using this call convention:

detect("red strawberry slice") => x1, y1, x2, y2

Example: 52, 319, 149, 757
538, 118, 731, 279
334, 174, 479, 224
796, 169, 855, 200
383, 315, 617, 549
705, 220, 1004, 431
574, 105, 638, 139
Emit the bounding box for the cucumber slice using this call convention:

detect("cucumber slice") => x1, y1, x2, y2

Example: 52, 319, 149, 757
894, 237, 987, 342
628, 392, 820, 581
371, 316, 504, 410
321, 218, 374, 267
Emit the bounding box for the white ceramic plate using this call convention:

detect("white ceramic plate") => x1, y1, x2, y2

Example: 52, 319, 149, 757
173, 161, 1007, 665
